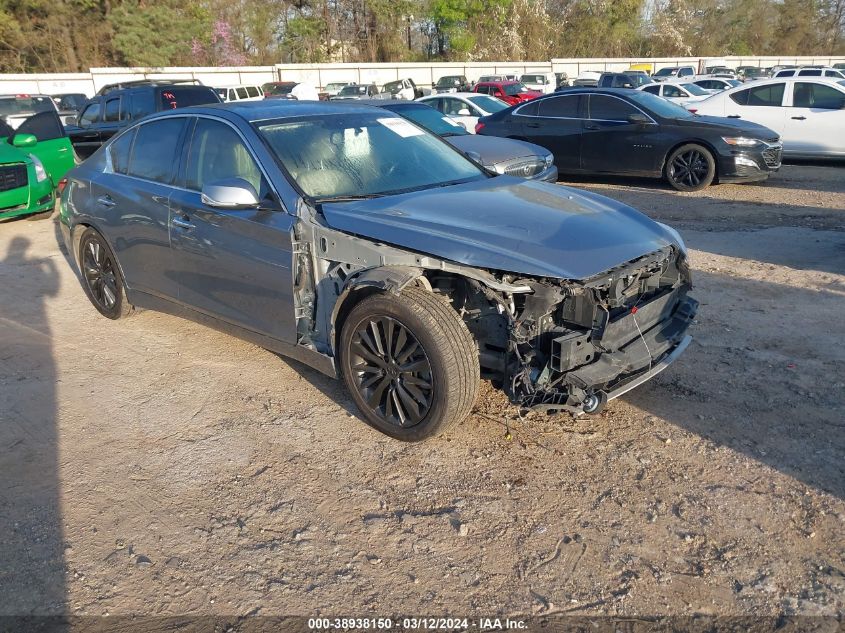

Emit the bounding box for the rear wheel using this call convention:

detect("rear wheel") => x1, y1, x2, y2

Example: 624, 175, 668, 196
339, 287, 479, 441
665, 143, 716, 192
78, 227, 134, 319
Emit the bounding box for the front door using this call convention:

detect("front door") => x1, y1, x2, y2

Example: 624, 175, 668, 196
580, 94, 661, 175
783, 81, 845, 157
520, 93, 583, 171
724, 82, 787, 135
168, 117, 298, 343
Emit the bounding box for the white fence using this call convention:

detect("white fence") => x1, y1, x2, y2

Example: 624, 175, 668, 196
1, 56, 844, 97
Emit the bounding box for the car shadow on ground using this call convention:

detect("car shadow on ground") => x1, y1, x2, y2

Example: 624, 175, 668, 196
623, 268, 845, 501
0, 232, 67, 623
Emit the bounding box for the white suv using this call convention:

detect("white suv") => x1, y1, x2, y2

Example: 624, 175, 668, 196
774, 67, 845, 80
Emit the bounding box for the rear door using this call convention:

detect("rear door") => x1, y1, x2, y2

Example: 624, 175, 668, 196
97, 95, 128, 145
91, 117, 187, 300
783, 81, 845, 156
723, 82, 787, 134
68, 100, 102, 159
168, 116, 297, 343
16, 111, 74, 184
518, 93, 582, 171
580, 94, 661, 175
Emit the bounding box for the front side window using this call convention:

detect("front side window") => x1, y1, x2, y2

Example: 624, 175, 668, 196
663, 85, 684, 98
79, 102, 100, 126
127, 118, 185, 184
130, 91, 155, 119
588, 95, 638, 120
643, 85, 661, 95
257, 112, 485, 199
792, 82, 845, 109
502, 83, 528, 96
185, 118, 266, 196
440, 98, 472, 116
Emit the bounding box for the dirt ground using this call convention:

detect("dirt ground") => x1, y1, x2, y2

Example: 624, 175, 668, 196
1, 164, 844, 622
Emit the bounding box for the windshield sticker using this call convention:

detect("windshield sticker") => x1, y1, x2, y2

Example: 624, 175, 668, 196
377, 117, 424, 138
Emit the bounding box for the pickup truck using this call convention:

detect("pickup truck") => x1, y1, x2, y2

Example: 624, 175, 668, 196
381, 78, 423, 100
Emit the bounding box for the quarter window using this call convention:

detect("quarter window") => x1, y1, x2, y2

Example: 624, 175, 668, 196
127, 118, 185, 184
185, 118, 266, 198
730, 83, 785, 107
643, 85, 661, 95
107, 129, 135, 175
538, 95, 579, 117
588, 95, 638, 120
792, 82, 845, 109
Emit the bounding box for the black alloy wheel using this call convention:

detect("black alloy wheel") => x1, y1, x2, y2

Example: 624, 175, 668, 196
349, 316, 434, 428
665, 143, 716, 192
78, 228, 133, 319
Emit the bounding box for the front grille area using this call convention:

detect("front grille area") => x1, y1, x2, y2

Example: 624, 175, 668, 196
762, 147, 782, 168
503, 160, 544, 178
0, 164, 27, 192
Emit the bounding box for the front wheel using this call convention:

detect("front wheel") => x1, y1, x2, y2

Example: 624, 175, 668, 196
78, 227, 134, 319
665, 143, 716, 192
339, 287, 479, 441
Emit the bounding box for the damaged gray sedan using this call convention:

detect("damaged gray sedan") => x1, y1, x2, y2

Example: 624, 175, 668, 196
60, 101, 697, 441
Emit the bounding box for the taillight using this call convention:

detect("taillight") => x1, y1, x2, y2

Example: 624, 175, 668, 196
57, 178, 68, 195
475, 122, 485, 134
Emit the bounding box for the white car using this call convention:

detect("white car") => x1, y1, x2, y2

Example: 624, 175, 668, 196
774, 67, 845, 80
693, 77, 743, 91
520, 73, 556, 94
416, 92, 510, 133
651, 66, 697, 82
693, 77, 845, 158
639, 82, 712, 108
0, 94, 60, 129
215, 85, 264, 102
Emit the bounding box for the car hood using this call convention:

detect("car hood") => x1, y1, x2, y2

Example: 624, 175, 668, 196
445, 135, 546, 165
0, 141, 30, 165
672, 114, 778, 139
320, 177, 679, 280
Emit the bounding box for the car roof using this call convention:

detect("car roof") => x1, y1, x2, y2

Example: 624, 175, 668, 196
477, 80, 521, 86
142, 100, 399, 123
420, 92, 483, 99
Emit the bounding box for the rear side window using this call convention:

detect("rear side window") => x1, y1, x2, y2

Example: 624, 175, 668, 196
159, 87, 219, 110
236, 87, 249, 99
588, 95, 638, 120
730, 83, 785, 107
792, 82, 845, 109
128, 118, 185, 184
104, 98, 121, 122
185, 118, 266, 197
799, 69, 822, 77
538, 95, 579, 117
107, 129, 135, 175
246, 86, 260, 98
516, 100, 539, 116
130, 91, 156, 119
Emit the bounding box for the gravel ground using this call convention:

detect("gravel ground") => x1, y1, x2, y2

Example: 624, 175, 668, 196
0, 164, 843, 621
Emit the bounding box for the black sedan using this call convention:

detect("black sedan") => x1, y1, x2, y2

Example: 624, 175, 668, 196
476, 88, 782, 191
358, 100, 557, 181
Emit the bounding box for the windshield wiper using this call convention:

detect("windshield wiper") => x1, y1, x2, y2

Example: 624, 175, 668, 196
310, 193, 385, 204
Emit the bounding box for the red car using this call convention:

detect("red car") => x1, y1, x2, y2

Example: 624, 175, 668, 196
472, 81, 541, 105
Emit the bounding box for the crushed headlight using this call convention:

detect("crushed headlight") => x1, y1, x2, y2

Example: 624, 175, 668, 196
29, 154, 48, 182
722, 136, 760, 147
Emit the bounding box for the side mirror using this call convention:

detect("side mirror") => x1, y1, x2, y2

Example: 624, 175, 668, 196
458, 108, 471, 116
201, 178, 260, 209
627, 113, 651, 125
12, 134, 37, 148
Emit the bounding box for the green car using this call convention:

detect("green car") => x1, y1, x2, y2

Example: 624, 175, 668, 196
0, 111, 75, 220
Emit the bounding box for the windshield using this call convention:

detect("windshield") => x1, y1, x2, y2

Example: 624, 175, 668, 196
0, 96, 55, 117
627, 90, 695, 119
466, 95, 508, 113
436, 76, 460, 86
339, 85, 368, 96
326, 83, 348, 91
257, 112, 484, 199
263, 83, 296, 95
390, 105, 469, 137
503, 83, 528, 96
681, 83, 709, 96
654, 68, 677, 77
522, 75, 544, 84
383, 80, 404, 93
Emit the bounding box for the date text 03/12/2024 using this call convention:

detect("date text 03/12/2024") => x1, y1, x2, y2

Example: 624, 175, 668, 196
307, 617, 528, 630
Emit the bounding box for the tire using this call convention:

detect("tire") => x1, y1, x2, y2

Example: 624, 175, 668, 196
339, 287, 479, 441
77, 227, 134, 319
665, 143, 716, 192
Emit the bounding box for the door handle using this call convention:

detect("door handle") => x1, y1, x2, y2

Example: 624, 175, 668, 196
526, 122, 540, 128
171, 217, 195, 230
791, 116, 806, 120
58, 147, 69, 153
96, 195, 116, 208
584, 123, 600, 130
727, 115, 741, 118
